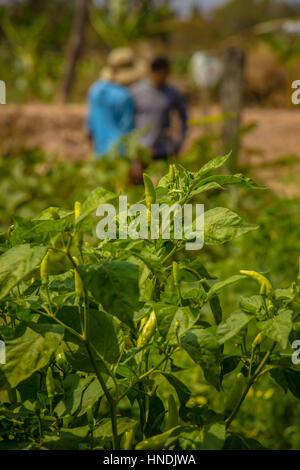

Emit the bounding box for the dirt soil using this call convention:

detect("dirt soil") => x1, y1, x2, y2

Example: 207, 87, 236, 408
0, 104, 299, 198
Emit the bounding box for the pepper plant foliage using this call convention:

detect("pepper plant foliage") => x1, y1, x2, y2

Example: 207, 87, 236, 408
0, 155, 299, 450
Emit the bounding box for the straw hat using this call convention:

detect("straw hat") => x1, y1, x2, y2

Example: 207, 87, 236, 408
100, 47, 146, 86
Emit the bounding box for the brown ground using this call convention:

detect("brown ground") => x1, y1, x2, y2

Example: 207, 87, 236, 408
0, 104, 299, 198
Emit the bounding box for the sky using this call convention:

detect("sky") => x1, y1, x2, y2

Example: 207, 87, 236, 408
171, 0, 228, 16
171, 0, 299, 16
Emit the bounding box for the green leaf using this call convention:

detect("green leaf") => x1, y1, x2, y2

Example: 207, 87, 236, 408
284, 369, 300, 398
0, 323, 63, 390
54, 374, 91, 417
240, 295, 264, 315
223, 433, 266, 450
79, 262, 139, 328
78, 378, 104, 416
257, 309, 293, 349
217, 311, 253, 345
204, 208, 257, 245
94, 417, 138, 439
35, 207, 73, 220
42, 426, 90, 450
11, 216, 70, 244
197, 173, 264, 190
154, 303, 199, 343
145, 394, 165, 437
0, 244, 47, 300
63, 308, 124, 372
194, 153, 231, 180
221, 356, 241, 379
190, 182, 223, 198
201, 422, 226, 450
160, 372, 191, 408
207, 275, 246, 300
181, 328, 221, 389
76, 187, 116, 224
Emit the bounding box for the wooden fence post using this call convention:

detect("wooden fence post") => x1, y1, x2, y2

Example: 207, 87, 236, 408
220, 45, 245, 171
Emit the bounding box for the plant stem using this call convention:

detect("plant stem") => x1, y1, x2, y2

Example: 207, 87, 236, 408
117, 349, 178, 403
84, 339, 119, 450
226, 342, 277, 428
82, 291, 119, 450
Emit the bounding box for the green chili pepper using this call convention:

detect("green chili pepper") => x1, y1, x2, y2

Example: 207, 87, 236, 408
172, 261, 180, 287
73, 256, 84, 304
174, 321, 180, 338
121, 425, 137, 450
46, 368, 55, 399
225, 372, 247, 413
252, 332, 264, 348
139, 316, 147, 332
143, 173, 156, 218
135, 426, 180, 450
240, 270, 274, 299
40, 252, 50, 286
169, 165, 175, 185
55, 350, 69, 374
166, 394, 179, 430
74, 201, 81, 220
137, 311, 156, 348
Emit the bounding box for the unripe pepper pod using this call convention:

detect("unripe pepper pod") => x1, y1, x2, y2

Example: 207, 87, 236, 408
137, 311, 157, 348
252, 332, 264, 348
143, 173, 156, 221
169, 165, 175, 185
174, 321, 180, 337
121, 425, 137, 450
135, 426, 180, 450
139, 316, 148, 332
72, 256, 84, 304
40, 252, 50, 286
166, 394, 179, 430
46, 368, 55, 399
172, 261, 180, 287
240, 270, 274, 299
74, 201, 81, 220
225, 372, 247, 413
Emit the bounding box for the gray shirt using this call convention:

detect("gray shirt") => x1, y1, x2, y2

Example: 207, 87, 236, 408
131, 80, 188, 158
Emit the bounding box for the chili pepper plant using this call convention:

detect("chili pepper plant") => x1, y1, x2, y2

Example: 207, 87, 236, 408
0, 154, 299, 450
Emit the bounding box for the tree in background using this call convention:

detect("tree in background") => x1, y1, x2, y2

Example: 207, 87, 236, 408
212, 0, 299, 39
59, 0, 90, 103
90, 0, 173, 48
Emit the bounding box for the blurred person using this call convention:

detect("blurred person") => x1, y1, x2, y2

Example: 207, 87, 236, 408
131, 57, 188, 161
86, 48, 146, 158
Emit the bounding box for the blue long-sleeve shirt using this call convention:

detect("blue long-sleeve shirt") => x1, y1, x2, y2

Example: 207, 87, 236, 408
86, 80, 134, 158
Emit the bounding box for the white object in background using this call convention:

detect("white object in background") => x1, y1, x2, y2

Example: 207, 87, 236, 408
190, 52, 222, 89
282, 20, 300, 35
0, 81, 6, 104
0, 341, 6, 364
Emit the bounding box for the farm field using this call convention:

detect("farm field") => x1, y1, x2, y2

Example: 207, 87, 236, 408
1, 104, 300, 197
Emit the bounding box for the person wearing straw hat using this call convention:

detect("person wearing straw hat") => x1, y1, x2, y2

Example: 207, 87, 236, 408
86, 47, 146, 158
